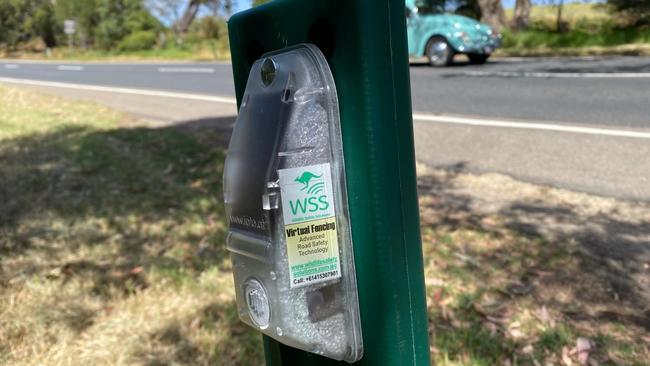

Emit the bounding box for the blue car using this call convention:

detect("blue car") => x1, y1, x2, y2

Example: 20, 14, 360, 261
406, 0, 501, 66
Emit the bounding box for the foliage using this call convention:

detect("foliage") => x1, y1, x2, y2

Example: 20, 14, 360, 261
94, 0, 162, 50
252, 0, 271, 7
26, 0, 58, 47
608, 0, 650, 24
189, 16, 226, 41
501, 3, 650, 53
53, 0, 98, 46
502, 26, 650, 49
0, 0, 57, 48
117, 30, 157, 51
0, 0, 163, 51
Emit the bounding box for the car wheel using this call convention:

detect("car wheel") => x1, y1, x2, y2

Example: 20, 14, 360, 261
468, 54, 490, 65
425, 36, 453, 67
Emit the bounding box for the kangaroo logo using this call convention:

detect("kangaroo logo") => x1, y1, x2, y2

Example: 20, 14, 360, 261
294, 171, 324, 195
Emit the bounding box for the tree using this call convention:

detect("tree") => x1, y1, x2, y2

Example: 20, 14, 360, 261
28, 1, 57, 47
252, 0, 271, 6
54, 0, 99, 48
94, 0, 161, 49
0, 0, 58, 49
0, 1, 26, 48
176, 0, 203, 34
175, 0, 232, 34
476, 0, 507, 32
608, 0, 650, 24
147, 0, 230, 35
512, 0, 531, 30
556, 0, 564, 32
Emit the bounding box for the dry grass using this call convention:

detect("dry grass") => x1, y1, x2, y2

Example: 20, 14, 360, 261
1, 86, 648, 365
0, 40, 231, 62
0, 86, 261, 365
505, 3, 613, 29
500, 3, 650, 56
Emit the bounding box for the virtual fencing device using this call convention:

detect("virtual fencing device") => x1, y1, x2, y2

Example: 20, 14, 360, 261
223, 44, 363, 363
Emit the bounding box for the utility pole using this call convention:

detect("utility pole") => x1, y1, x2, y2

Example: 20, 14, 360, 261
226, 1, 430, 364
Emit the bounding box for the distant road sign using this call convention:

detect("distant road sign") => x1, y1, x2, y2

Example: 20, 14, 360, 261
64, 20, 76, 35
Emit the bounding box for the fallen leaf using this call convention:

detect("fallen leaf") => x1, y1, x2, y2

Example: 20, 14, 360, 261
574, 337, 593, 365
509, 328, 525, 339
521, 344, 534, 355
486, 315, 508, 324
588, 359, 600, 366
433, 288, 443, 302
535, 306, 553, 326
562, 346, 573, 366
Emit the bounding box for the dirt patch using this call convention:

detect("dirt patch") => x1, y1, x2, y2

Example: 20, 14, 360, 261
417, 162, 650, 364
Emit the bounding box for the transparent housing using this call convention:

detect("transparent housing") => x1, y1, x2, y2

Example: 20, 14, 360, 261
223, 44, 363, 362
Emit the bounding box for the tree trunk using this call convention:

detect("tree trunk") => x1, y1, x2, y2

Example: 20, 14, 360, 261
175, 0, 202, 34
512, 0, 532, 30
477, 0, 507, 32
556, 0, 565, 32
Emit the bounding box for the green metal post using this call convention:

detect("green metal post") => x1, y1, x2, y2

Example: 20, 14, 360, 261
228, 0, 430, 364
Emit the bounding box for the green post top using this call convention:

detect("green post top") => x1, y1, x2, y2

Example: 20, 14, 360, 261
228, 0, 431, 364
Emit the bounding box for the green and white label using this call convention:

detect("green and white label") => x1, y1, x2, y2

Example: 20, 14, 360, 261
278, 163, 341, 288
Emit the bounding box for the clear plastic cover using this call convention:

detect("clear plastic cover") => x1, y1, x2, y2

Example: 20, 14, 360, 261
223, 44, 363, 362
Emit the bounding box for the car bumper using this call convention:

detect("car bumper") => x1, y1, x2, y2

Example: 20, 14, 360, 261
458, 34, 501, 55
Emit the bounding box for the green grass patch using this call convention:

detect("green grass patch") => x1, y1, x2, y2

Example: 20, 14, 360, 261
537, 325, 573, 354
502, 27, 650, 50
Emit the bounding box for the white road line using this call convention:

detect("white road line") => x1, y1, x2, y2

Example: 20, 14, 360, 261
0, 77, 237, 104
0, 76, 648, 139
412, 113, 650, 139
4, 64, 20, 69
460, 71, 650, 78
157, 67, 215, 73
57, 65, 84, 71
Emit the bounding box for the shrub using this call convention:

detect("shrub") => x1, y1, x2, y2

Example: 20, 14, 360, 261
117, 30, 157, 52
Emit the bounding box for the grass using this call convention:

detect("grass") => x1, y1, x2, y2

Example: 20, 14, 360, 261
504, 4, 613, 27
1, 86, 649, 365
422, 223, 649, 365
498, 27, 650, 56
0, 86, 261, 365
0, 40, 231, 62
499, 3, 650, 56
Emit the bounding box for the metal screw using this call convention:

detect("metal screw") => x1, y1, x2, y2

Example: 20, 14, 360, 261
261, 58, 276, 86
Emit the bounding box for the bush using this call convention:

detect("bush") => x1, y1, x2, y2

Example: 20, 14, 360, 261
117, 30, 157, 52
186, 16, 227, 45
502, 26, 650, 50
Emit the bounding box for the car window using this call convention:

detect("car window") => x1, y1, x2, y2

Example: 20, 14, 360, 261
415, 1, 443, 15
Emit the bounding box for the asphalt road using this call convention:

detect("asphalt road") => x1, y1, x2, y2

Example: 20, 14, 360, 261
1, 57, 650, 127
1, 56, 649, 200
